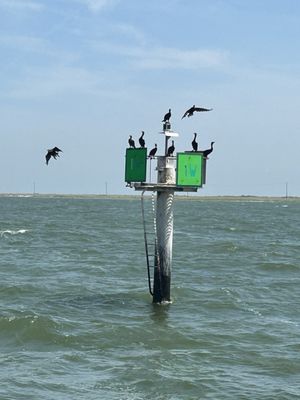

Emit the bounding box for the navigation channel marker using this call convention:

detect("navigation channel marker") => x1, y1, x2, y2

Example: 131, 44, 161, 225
176, 153, 203, 187
125, 148, 147, 183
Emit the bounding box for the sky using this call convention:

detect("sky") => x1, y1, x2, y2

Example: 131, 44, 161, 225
1, 0, 300, 196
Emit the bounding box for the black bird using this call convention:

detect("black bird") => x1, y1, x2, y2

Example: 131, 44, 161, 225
192, 133, 198, 152
162, 108, 171, 122
148, 144, 157, 158
182, 105, 212, 119
139, 131, 145, 148
203, 141, 215, 159
128, 135, 136, 148
167, 140, 175, 156
45, 147, 62, 165
52, 146, 62, 153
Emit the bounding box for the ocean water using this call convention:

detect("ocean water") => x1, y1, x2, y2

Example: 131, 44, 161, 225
0, 195, 300, 400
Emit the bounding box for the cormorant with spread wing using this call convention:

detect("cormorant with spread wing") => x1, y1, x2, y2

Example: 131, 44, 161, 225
162, 108, 171, 122
182, 105, 212, 119
149, 144, 157, 158
203, 141, 215, 159
45, 147, 62, 165
128, 135, 136, 148
139, 131, 145, 148
167, 140, 175, 156
192, 133, 198, 151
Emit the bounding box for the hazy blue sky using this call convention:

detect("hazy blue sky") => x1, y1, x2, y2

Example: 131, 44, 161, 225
1, 0, 300, 196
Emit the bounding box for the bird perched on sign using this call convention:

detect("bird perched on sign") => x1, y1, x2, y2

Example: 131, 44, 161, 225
148, 144, 157, 158
191, 133, 198, 152
162, 108, 171, 122
203, 141, 215, 159
139, 131, 145, 148
45, 147, 62, 165
182, 105, 212, 119
167, 140, 175, 156
128, 135, 136, 148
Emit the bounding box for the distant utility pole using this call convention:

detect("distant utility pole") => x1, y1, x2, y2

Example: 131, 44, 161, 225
33, 181, 36, 195
105, 182, 108, 195
285, 182, 288, 199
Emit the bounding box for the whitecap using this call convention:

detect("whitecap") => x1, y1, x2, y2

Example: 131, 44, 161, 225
0, 229, 29, 237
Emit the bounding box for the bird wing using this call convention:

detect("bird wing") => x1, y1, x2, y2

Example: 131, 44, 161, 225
181, 106, 194, 119
194, 107, 213, 112
181, 110, 189, 119
53, 146, 62, 152
45, 152, 51, 165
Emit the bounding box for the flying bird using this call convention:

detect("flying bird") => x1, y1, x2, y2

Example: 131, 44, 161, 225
182, 105, 212, 119
203, 141, 215, 159
148, 144, 157, 158
162, 108, 171, 122
45, 147, 62, 165
167, 140, 175, 157
139, 131, 145, 148
128, 135, 136, 148
52, 146, 62, 152
191, 133, 198, 151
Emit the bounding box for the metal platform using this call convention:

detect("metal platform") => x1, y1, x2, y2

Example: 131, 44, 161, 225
133, 182, 199, 192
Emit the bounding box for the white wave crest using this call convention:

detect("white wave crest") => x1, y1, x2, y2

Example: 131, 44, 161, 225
0, 229, 29, 237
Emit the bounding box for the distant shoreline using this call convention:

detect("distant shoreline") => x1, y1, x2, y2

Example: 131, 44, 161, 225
0, 193, 299, 202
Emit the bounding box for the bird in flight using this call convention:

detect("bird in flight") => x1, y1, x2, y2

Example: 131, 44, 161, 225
191, 133, 198, 151
139, 131, 145, 148
162, 108, 171, 122
148, 144, 157, 158
167, 140, 175, 156
45, 147, 62, 165
128, 135, 136, 148
203, 142, 215, 159
182, 105, 212, 119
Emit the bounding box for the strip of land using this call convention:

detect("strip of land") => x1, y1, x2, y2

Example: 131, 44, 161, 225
0, 193, 299, 201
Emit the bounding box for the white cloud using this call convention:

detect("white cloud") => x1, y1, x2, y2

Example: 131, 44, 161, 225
0, 34, 80, 66
76, 0, 119, 12
7, 66, 104, 99
0, 0, 43, 11
135, 47, 227, 70
112, 23, 146, 45
94, 42, 228, 70
0, 35, 45, 52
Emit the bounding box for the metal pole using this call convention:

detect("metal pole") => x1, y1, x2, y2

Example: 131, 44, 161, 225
153, 155, 175, 303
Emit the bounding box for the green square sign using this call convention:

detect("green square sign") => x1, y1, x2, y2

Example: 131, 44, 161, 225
125, 148, 147, 183
176, 152, 203, 187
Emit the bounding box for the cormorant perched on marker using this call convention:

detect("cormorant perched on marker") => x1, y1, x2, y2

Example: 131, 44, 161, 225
162, 108, 171, 122
167, 140, 175, 156
182, 105, 212, 119
192, 133, 198, 152
128, 135, 136, 148
139, 131, 145, 148
203, 141, 215, 159
148, 144, 157, 158
45, 147, 62, 165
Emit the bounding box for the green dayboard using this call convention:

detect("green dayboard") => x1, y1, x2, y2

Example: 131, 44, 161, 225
176, 152, 203, 187
125, 148, 147, 183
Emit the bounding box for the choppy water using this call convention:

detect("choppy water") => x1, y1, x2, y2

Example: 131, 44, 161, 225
0, 195, 300, 399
